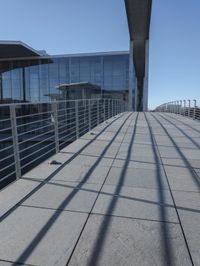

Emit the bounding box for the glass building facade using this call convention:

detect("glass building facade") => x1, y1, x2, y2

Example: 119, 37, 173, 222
0, 52, 131, 103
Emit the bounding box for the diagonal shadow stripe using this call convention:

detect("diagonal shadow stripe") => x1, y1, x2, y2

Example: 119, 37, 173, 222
21, 178, 200, 215
0, 113, 127, 223
144, 112, 178, 265
86, 113, 139, 266
12, 113, 133, 265
158, 113, 200, 149
152, 113, 200, 190
164, 113, 200, 135
150, 112, 197, 265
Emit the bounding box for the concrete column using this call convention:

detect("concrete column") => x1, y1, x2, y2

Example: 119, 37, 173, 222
143, 40, 149, 111
129, 41, 135, 111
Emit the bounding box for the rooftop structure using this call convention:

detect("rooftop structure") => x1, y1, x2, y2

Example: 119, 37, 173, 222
0, 41, 45, 59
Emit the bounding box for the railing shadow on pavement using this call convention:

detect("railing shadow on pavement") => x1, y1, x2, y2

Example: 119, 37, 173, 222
151, 113, 200, 190
158, 113, 200, 150
9, 113, 132, 264
162, 112, 200, 135
144, 112, 175, 265
85, 113, 139, 266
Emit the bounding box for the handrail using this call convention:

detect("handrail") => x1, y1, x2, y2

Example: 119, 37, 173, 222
0, 98, 128, 188
154, 99, 200, 121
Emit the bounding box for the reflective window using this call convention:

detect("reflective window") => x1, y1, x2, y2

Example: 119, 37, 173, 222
0, 53, 131, 103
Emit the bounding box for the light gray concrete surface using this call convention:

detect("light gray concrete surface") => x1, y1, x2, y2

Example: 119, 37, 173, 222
92, 184, 178, 222
0, 112, 200, 265
0, 206, 88, 266
104, 166, 169, 190
69, 214, 192, 266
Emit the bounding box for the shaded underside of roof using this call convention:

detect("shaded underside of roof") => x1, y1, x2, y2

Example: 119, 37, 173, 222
0, 41, 41, 59
125, 0, 152, 79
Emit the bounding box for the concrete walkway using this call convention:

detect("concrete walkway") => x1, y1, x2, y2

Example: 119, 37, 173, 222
0, 112, 199, 266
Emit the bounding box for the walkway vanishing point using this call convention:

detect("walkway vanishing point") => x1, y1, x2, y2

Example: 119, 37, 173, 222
0, 112, 200, 266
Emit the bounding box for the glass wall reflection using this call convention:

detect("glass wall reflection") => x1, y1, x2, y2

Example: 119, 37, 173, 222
0, 53, 131, 103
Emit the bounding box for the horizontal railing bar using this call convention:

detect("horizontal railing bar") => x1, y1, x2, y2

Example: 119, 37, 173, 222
58, 125, 77, 136
0, 162, 15, 173
17, 123, 54, 137
21, 145, 56, 170
58, 122, 76, 130
0, 171, 16, 183
0, 135, 13, 143
57, 110, 76, 116
0, 153, 14, 163
0, 144, 13, 153
18, 129, 55, 145
60, 132, 76, 141
58, 124, 76, 133
17, 117, 51, 128
59, 133, 77, 147
0, 127, 12, 133
20, 140, 55, 161
19, 134, 55, 154
58, 114, 76, 121
0, 117, 11, 123
16, 111, 51, 119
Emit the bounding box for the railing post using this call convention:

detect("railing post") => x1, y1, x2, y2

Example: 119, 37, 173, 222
109, 99, 111, 118
97, 99, 100, 124
193, 99, 196, 120
169, 102, 172, 113
10, 105, 21, 179
188, 100, 191, 117
52, 101, 59, 153
112, 99, 114, 117
75, 100, 79, 139
183, 100, 186, 116
103, 99, 106, 121
176, 101, 179, 114
180, 100, 182, 115
88, 99, 91, 131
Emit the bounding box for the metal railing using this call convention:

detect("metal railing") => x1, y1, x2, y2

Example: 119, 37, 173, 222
0, 98, 128, 188
155, 100, 200, 121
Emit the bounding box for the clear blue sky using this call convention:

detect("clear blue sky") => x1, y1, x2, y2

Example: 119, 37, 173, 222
0, 0, 200, 109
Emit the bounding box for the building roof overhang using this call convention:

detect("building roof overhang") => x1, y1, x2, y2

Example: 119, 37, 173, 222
0, 41, 42, 59
124, 0, 152, 79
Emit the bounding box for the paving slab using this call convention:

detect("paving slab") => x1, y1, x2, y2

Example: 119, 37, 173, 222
92, 184, 178, 222
61, 138, 92, 153
23, 152, 74, 180
158, 146, 183, 159
104, 166, 169, 190
180, 148, 200, 160
173, 190, 200, 266
0, 179, 41, 218
68, 214, 192, 266
112, 158, 159, 170
81, 141, 121, 158
22, 181, 100, 213
51, 159, 111, 185
161, 157, 188, 167
0, 261, 22, 266
0, 206, 88, 266
164, 165, 200, 192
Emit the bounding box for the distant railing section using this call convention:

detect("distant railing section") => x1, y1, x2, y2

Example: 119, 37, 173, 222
155, 100, 200, 120
0, 98, 128, 188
